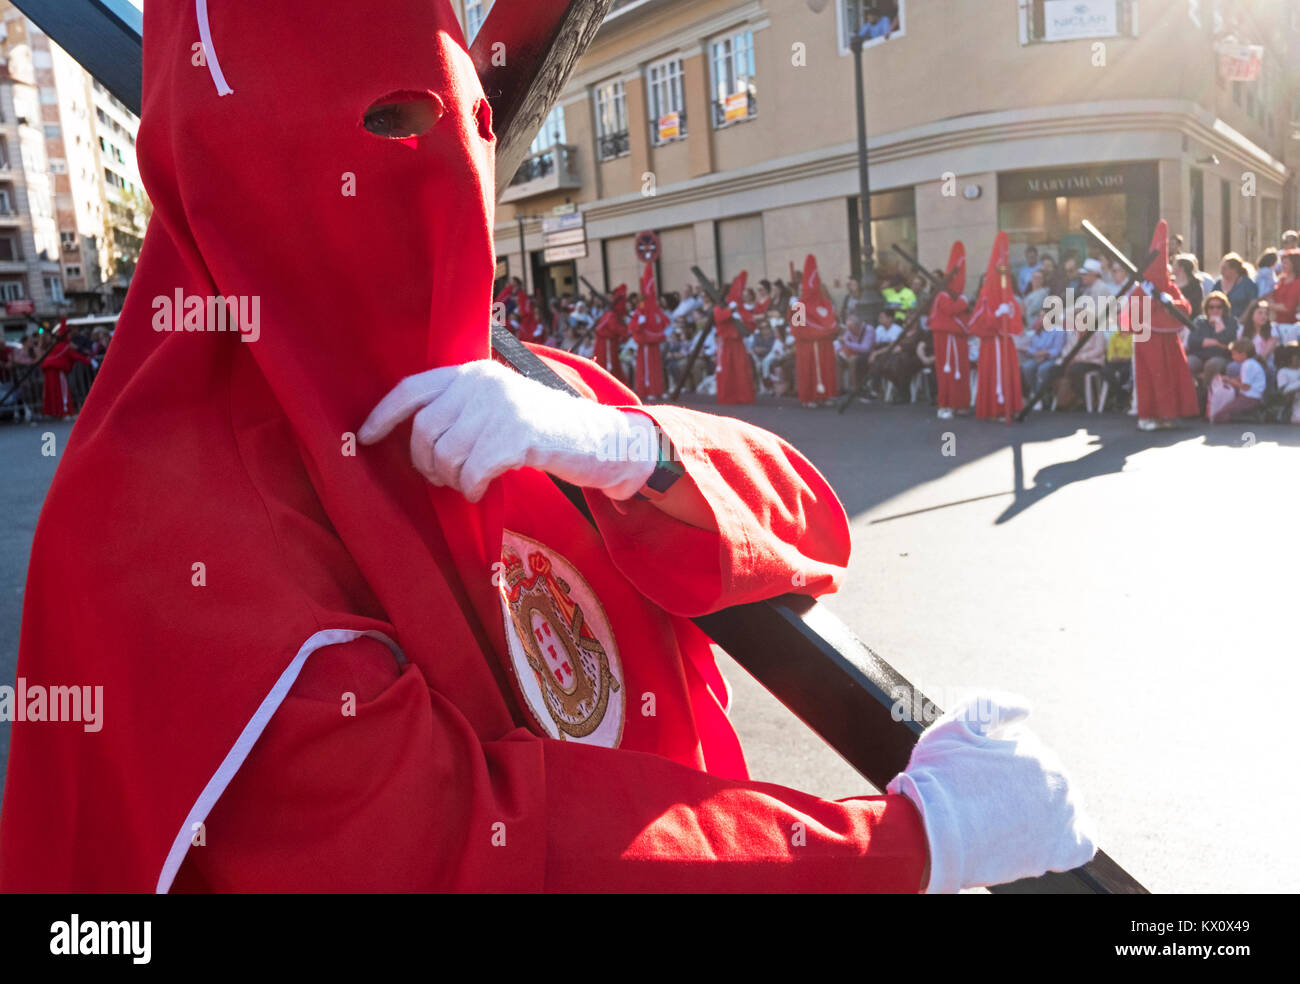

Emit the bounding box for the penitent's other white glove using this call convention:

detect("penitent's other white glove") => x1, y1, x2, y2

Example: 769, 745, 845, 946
994, 303, 1013, 318
1141, 280, 1155, 295
1158, 291, 1173, 306
886, 694, 1097, 893
359, 359, 657, 503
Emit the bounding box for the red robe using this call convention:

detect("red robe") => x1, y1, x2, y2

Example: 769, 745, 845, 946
714, 303, 756, 405
40, 340, 91, 418
630, 262, 668, 399
593, 287, 629, 386
1131, 286, 1197, 419
929, 291, 971, 410
0, 0, 926, 894
929, 243, 970, 411
713, 272, 755, 406
1130, 221, 1198, 420
969, 234, 1022, 422
792, 255, 839, 403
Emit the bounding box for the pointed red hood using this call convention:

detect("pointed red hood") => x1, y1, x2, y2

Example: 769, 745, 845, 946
1141, 220, 1172, 291
0, 0, 514, 892
800, 255, 836, 331
726, 271, 748, 306
944, 242, 966, 295
975, 232, 1013, 316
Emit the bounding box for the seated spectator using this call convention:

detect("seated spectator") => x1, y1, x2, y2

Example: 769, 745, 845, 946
1173, 255, 1204, 317
862, 307, 903, 399
1186, 292, 1238, 384
881, 273, 916, 321
1102, 326, 1133, 408
1019, 315, 1063, 398
1213, 252, 1258, 318
1240, 298, 1279, 371
1256, 250, 1279, 300
1276, 345, 1300, 424
1270, 251, 1300, 342
1017, 245, 1041, 295
915, 330, 937, 401
1019, 269, 1049, 338
1038, 254, 1060, 296
1208, 338, 1266, 423
1056, 325, 1108, 412
836, 314, 875, 398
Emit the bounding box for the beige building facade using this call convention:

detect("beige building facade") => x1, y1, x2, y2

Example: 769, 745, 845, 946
456, 0, 1298, 301
0, 1, 145, 329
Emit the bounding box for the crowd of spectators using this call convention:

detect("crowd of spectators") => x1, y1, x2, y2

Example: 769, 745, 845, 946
499, 226, 1300, 426
1, 324, 112, 423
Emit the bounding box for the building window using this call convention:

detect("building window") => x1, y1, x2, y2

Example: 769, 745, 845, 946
0, 188, 10, 214
45, 277, 66, 302
1021, 0, 1137, 44
710, 30, 757, 129
65, 266, 81, 279
465, 0, 492, 43
647, 57, 687, 145
529, 105, 566, 155
44, 124, 60, 139
61, 230, 77, 251
40, 88, 58, 105
0, 236, 19, 262
839, 1, 905, 52
593, 80, 629, 161
0, 279, 25, 300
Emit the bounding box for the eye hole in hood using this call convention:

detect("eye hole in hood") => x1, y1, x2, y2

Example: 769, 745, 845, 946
362, 90, 447, 140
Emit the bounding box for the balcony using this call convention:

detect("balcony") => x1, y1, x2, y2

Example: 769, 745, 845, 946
500, 143, 582, 203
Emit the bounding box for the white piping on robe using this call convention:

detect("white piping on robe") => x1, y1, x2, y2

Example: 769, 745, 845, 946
196, 0, 234, 96
155, 628, 404, 893
813, 339, 825, 395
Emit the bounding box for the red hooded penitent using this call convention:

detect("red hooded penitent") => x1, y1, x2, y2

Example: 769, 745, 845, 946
0, 0, 925, 892
969, 232, 1023, 422
790, 255, 840, 404
629, 261, 668, 399
928, 242, 971, 411
713, 271, 756, 405
1129, 220, 1197, 419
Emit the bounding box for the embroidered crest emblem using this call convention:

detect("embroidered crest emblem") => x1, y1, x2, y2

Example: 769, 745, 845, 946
498, 530, 624, 747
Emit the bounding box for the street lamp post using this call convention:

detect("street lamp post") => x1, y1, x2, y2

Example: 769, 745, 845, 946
849, 32, 884, 322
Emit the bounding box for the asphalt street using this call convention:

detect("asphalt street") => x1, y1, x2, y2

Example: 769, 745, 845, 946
3, 401, 1297, 893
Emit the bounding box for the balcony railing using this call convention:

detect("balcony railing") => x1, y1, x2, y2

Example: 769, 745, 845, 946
596, 130, 630, 161
500, 142, 583, 203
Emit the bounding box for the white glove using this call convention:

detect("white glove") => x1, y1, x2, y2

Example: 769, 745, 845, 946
994, 303, 1013, 318
886, 694, 1097, 893
359, 359, 657, 503
729, 301, 740, 311
1141, 280, 1155, 295
1158, 291, 1173, 306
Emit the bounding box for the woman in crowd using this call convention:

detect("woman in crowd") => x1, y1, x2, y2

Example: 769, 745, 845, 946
1239, 298, 1278, 375
1185, 291, 1238, 385
1213, 252, 1258, 319
1255, 250, 1279, 300
1269, 251, 1300, 344
1173, 255, 1204, 317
